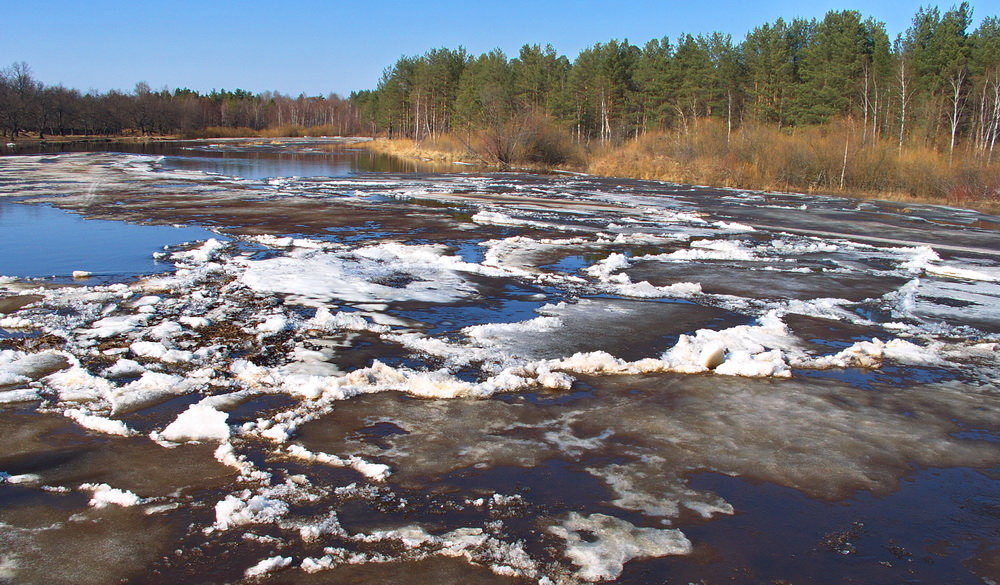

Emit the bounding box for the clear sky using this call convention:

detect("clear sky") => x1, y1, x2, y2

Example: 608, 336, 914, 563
4, 0, 998, 97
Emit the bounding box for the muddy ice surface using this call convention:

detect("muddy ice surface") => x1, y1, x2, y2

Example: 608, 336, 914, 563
0, 141, 998, 584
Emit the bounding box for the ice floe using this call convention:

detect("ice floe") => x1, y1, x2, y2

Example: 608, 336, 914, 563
157, 402, 231, 444
240, 245, 478, 304
63, 408, 135, 436
245, 556, 292, 579
214, 491, 290, 531
81, 483, 143, 509
548, 513, 691, 582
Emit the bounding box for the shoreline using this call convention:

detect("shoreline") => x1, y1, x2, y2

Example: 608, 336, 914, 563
357, 137, 1000, 217
3, 134, 181, 144
3, 134, 995, 216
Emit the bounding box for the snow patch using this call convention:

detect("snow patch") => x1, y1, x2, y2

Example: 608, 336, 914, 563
64, 409, 135, 436
214, 492, 289, 530
548, 513, 691, 581
81, 483, 142, 508
172, 238, 228, 264
245, 556, 292, 579
158, 402, 230, 443
0, 316, 32, 329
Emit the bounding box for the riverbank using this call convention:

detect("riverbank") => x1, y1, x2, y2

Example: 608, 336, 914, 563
2, 134, 180, 145
6, 133, 995, 215
359, 128, 1000, 216
357, 137, 486, 166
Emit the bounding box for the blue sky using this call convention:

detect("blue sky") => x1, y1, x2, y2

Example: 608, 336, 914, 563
4, 0, 997, 97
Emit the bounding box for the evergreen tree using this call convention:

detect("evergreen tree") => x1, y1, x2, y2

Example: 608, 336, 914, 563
633, 37, 675, 130
672, 34, 714, 129
411, 47, 468, 139
861, 18, 893, 140
743, 18, 809, 125
904, 2, 973, 150
702, 32, 745, 139
568, 40, 639, 142
792, 11, 870, 125
512, 44, 570, 115
454, 49, 515, 130
374, 56, 417, 137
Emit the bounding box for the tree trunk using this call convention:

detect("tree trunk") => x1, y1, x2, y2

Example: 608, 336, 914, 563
727, 90, 733, 145
600, 93, 610, 144
988, 76, 1000, 164
948, 69, 966, 165
862, 64, 870, 145
897, 62, 908, 153
840, 121, 850, 190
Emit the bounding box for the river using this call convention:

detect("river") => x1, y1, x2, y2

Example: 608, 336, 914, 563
0, 138, 997, 585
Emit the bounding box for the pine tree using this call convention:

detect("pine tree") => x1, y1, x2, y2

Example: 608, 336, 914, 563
792, 11, 869, 125
905, 2, 972, 152
633, 37, 675, 131
454, 49, 515, 130
743, 18, 809, 126
702, 32, 744, 140
512, 44, 570, 115
568, 40, 639, 142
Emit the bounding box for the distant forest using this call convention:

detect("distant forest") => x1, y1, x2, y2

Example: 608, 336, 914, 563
1, 3, 997, 164
0, 65, 362, 138
353, 3, 998, 160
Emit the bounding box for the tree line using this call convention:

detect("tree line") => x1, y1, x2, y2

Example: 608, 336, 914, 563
0, 63, 362, 139
352, 3, 999, 162
2, 2, 997, 167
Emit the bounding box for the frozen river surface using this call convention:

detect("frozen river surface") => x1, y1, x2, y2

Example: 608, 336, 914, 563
0, 140, 998, 584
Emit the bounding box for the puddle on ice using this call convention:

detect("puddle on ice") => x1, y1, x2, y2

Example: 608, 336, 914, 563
0, 141, 998, 585
160, 154, 360, 181
626, 260, 912, 302
795, 363, 963, 390
463, 297, 749, 361
393, 282, 560, 336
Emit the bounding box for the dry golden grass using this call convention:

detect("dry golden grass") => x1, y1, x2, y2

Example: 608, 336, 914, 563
362, 115, 582, 169
182, 126, 259, 139
587, 120, 999, 213
359, 136, 473, 163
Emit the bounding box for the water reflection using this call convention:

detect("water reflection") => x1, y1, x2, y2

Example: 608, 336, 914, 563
162, 153, 357, 180
0, 201, 218, 281
2, 138, 462, 178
